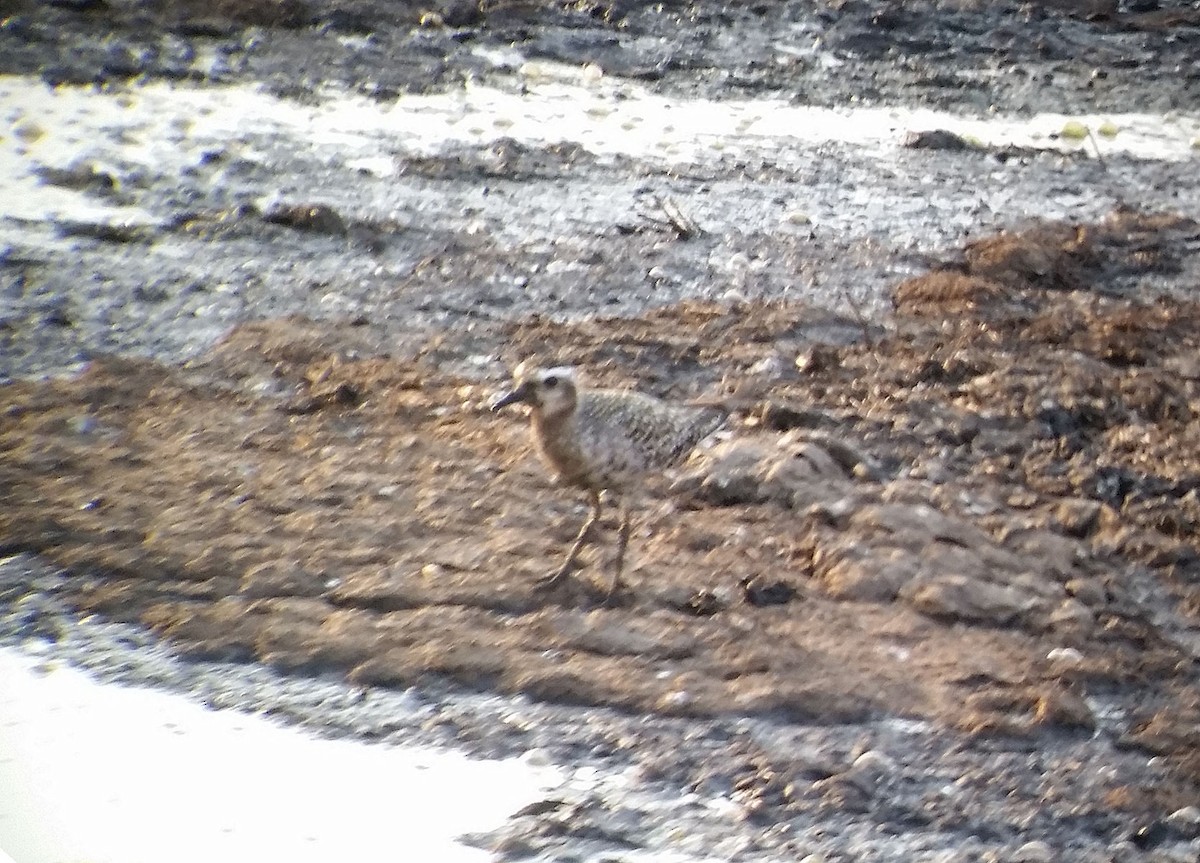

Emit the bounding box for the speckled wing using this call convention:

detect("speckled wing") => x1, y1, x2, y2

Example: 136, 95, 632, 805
573, 390, 726, 487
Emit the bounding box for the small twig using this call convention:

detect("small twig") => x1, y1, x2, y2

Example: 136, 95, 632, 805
640, 195, 703, 240
1086, 128, 1108, 170
838, 287, 876, 349
660, 196, 702, 239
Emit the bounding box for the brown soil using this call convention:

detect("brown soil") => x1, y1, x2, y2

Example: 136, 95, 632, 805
3, 209, 1199, 800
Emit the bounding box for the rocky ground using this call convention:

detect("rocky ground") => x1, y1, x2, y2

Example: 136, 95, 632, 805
3, 0, 1200, 860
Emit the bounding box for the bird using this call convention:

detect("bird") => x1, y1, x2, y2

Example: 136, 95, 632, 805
491, 362, 727, 598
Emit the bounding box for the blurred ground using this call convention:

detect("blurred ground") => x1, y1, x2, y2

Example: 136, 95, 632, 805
3, 0, 1200, 859
4, 212, 1200, 820
2, 0, 1198, 112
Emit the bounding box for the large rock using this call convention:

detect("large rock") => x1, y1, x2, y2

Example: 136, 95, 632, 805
818, 547, 920, 603
899, 573, 1048, 626
806, 495, 1082, 630
677, 434, 860, 507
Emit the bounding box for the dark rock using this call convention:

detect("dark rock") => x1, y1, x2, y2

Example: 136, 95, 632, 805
512, 798, 570, 818
37, 163, 118, 195
262, 203, 348, 235
317, 7, 378, 33
29, 57, 90, 88
683, 589, 724, 616
760, 401, 831, 431
740, 576, 798, 606
902, 129, 980, 151
42, 301, 73, 328
439, 0, 483, 27
1051, 498, 1104, 537
53, 221, 148, 243
1129, 819, 1170, 850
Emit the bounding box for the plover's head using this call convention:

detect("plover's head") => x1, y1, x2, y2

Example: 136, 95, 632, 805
492, 363, 578, 419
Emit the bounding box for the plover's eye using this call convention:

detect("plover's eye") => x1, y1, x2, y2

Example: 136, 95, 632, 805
543, 375, 559, 388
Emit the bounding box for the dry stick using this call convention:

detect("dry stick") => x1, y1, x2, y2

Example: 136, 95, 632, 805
654, 195, 702, 240
1086, 128, 1108, 170
838, 287, 877, 349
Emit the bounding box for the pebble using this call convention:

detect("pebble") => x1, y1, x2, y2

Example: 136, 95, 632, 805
1048, 598, 1094, 631
847, 749, 896, 784
661, 690, 695, 709
1166, 805, 1200, 838
1010, 840, 1053, 863
71, 415, 98, 435
750, 355, 787, 378
522, 747, 553, 767
1065, 577, 1105, 607
1046, 646, 1084, 665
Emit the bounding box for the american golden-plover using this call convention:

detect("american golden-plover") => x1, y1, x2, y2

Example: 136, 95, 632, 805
492, 362, 726, 597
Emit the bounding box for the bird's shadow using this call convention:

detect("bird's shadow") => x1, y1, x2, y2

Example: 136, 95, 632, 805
528, 569, 636, 609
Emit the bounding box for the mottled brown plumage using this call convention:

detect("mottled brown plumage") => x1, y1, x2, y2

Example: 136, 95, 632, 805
493, 363, 726, 596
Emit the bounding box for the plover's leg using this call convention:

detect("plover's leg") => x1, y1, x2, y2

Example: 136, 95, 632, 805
607, 494, 631, 600
540, 488, 602, 587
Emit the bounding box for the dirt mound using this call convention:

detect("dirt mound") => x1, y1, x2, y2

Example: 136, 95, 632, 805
3, 212, 1199, 803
